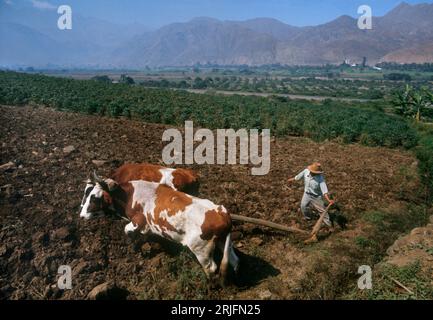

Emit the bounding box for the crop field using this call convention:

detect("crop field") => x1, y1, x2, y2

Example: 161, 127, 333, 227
0, 72, 419, 147
37, 68, 433, 100
141, 76, 403, 99
1, 104, 431, 300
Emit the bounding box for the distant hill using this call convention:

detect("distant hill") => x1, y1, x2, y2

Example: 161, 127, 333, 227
0, 1, 149, 67
1, 1, 433, 67
111, 17, 280, 67
1, 22, 55, 65
227, 18, 301, 41
381, 44, 433, 63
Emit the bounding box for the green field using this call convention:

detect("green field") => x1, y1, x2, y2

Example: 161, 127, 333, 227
34, 64, 433, 100
0, 71, 418, 148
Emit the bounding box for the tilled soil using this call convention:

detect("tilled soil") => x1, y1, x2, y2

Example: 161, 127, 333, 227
0, 105, 421, 300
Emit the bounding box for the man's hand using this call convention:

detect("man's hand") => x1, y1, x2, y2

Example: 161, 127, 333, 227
288, 177, 295, 183
324, 194, 335, 206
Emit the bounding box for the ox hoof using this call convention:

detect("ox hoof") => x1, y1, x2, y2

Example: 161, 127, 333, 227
206, 274, 219, 290
219, 278, 228, 289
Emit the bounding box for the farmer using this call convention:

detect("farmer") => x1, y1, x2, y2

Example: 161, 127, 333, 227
288, 162, 335, 228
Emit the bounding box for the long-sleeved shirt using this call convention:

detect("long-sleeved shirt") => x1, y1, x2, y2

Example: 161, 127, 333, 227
295, 169, 328, 197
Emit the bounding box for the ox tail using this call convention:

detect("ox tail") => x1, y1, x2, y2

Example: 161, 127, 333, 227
219, 232, 231, 286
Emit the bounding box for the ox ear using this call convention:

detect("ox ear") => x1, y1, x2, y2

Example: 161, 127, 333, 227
93, 171, 110, 192
105, 178, 118, 192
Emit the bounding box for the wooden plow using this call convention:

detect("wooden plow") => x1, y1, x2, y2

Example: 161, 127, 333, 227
230, 203, 334, 244
230, 214, 309, 235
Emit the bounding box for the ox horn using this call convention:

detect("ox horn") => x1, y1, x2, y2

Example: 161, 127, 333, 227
93, 171, 109, 192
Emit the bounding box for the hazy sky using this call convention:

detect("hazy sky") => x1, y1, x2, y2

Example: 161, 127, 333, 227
6, 0, 433, 28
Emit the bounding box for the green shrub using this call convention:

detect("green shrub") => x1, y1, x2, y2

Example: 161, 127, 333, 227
416, 134, 433, 202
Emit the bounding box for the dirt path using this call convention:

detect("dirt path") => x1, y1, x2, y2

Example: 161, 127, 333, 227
0, 105, 421, 299
172, 88, 371, 102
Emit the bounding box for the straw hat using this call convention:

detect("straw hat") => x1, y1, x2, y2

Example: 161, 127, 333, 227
308, 162, 324, 174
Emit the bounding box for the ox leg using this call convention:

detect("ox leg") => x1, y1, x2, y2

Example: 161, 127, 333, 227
124, 222, 139, 235
217, 241, 240, 274
190, 239, 218, 287
125, 222, 150, 236
229, 247, 240, 275
140, 225, 151, 236
125, 223, 152, 253
139, 225, 152, 243
125, 222, 151, 244
124, 222, 141, 245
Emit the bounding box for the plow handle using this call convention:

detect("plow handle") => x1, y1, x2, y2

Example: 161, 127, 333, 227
310, 203, 333, 236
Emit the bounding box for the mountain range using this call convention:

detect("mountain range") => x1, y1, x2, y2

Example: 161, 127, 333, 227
1, 1, 433, 68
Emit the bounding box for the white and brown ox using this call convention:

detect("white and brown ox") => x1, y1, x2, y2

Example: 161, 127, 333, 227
79, 173, 239, 285
109, 163, 199, 195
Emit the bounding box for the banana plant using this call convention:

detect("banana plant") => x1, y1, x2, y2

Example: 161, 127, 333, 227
425, 89, 433, 104
392, 84, 413, 117
422, 88, 433, 120
393, 86, 433, 122
410, 87, 433, 122
410, 91, 424, 122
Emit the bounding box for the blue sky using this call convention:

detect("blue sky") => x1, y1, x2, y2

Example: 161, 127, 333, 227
5, 0, 433, 28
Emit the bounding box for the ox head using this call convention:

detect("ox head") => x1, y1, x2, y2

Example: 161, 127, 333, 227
79, 171, 118, 220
